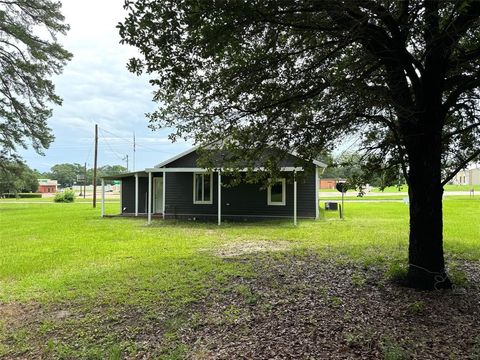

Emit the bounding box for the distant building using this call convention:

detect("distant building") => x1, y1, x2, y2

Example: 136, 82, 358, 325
452, 165, 480, 186
319, 178, 344, 190
37, 179, 58, 194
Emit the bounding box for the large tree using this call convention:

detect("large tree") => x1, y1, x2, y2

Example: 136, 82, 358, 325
50, 162, 82, 187
0, 1, 72, 168
119, 1, 480, 289
87, 164, 128, 185
0, 161, 38, 194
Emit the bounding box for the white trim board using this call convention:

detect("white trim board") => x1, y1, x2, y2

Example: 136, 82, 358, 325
146, 167, 304, 173
162, 213, 314, 219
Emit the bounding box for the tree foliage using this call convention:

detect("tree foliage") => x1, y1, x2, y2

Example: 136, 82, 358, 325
119, 0, 480, 176
119, 0, 480, 289
49, 162, 82, 187
46, 163, 127, 187
0, 160, 38, 193
0, 0, 72, 167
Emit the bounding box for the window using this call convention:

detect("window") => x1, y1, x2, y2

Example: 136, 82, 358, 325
193, 173, 213, 204
268, 178, 286, 206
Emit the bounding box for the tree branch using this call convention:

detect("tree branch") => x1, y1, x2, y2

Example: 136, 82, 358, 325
443, 122, 480, 140
441, 149, 480, 186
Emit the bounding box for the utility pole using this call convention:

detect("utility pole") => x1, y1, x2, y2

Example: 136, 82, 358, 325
84, 162, 87, 199
93, 124, 98, 208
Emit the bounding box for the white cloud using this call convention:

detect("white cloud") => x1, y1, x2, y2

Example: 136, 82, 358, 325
21, 0, 191, 172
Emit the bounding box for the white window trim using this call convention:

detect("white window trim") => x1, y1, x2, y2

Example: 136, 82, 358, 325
193, 172, 213, 204
267, 178, 286, 206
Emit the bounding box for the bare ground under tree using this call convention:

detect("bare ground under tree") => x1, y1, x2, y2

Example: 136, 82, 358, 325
1, 252, 479, 359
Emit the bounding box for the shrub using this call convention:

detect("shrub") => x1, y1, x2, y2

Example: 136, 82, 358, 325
18, 193, 42, 198
63, 189, 75, 202
1, 193, 42, 198
54, 190, 76, 203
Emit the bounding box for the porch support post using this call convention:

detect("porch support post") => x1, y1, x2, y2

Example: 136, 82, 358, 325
148, 171, 152, 225
218, 171, 221, 226
294, 172, 297, 226
315, 166, 319, 219
162, 171, 166, 219
101, 179, 105, 217
134, 173, 139, 217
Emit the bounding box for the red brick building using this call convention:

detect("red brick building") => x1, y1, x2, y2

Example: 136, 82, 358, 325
319, 178, 344, 190
37, 179, 58, 194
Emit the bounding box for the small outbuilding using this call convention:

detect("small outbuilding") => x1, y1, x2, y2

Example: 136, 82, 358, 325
101, 147, 326, 225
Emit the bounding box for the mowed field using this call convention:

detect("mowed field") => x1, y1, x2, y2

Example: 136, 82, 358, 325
0, 198, 479, 359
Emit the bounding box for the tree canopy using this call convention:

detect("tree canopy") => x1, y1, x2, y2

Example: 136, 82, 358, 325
119, 0, 480, 175
0, 161, 38, 193
119, 0, 480, 289
45, 163, 127, 187
49, 163, 83, 187
0, 0, 72, 168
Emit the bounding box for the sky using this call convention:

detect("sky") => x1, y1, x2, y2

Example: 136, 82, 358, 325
21, 0, 191, 173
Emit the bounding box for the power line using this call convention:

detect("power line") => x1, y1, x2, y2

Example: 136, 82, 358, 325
98, 126, 172, 154
99, 129, 128, 162
84, 138, 95, 165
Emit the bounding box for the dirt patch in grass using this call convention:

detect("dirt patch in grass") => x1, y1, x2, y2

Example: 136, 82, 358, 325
211, 240, 293, 257
0, 302, 44, 329
182, 254, 480, 359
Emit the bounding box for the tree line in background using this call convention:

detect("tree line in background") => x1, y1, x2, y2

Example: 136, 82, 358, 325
44, 163, 127, 187
0, 161, 127, 194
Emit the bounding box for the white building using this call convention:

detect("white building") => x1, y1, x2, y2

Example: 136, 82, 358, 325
452, 164, 480, 186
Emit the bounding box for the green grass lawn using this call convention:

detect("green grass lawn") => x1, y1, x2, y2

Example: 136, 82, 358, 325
0, 199, 479, 358
0, 197, 118, 203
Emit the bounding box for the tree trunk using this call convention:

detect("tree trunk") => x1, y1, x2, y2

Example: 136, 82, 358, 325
406, 131, 452, 290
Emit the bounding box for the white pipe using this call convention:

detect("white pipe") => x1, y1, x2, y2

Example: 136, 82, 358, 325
134, 173, 139, 217
162, 171, 166, 219
148, 172, 152, 224
101, 179, 105, 217
218, 171, 221, 225
294, 174, 297, 226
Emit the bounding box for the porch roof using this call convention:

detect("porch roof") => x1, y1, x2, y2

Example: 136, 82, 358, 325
100, 171, 148, 180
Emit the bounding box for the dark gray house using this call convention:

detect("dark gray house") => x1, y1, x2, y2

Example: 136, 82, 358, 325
101, 147, 326, 225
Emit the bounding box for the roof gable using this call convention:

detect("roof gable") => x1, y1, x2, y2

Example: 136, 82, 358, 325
155, 147, 326, 169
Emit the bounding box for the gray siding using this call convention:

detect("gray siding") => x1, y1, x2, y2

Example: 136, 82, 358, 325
165, 151, 200, 168
121, 176, 149, 213
164, 169, 316, 219
164, 149, 306, 168
164, 172, 219, 217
